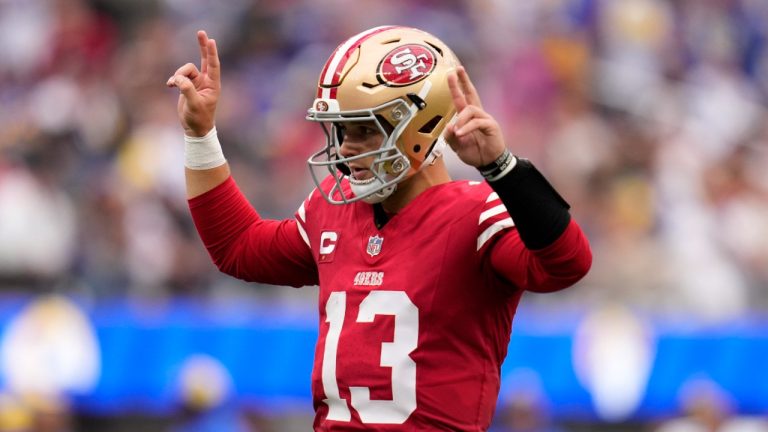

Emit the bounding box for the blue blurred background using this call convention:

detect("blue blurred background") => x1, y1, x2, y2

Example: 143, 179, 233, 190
1, 0, 768, 431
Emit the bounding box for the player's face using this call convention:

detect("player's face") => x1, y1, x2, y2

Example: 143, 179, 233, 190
337, 121, 384, 181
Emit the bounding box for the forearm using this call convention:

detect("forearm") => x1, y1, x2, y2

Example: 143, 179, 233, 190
482, 152, 570, 250
186, 164, 230, 198
188, 177, 318, 286
489, 219, 592, 293
483, 153, 592, 291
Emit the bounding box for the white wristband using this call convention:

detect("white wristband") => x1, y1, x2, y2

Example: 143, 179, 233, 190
184, 127, 226, 170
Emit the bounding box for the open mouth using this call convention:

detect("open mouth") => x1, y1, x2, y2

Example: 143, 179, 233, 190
348, 168, 376, 184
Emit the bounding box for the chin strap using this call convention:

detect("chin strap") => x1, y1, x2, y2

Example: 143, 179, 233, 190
423, 135, 448, 169
353, 181, 397, 204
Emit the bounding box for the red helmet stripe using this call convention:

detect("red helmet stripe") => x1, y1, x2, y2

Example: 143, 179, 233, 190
317, 25, 402, 99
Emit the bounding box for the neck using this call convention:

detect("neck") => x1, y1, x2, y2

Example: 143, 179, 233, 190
381, 158, 451, 213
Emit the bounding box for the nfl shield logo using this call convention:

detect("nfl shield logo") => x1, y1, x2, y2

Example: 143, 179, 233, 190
366, 235, 384, 257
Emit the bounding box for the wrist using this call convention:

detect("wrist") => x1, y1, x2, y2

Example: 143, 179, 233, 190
184, 125, 214, 138
184, 126, 226, 170
477, 148, 517, 182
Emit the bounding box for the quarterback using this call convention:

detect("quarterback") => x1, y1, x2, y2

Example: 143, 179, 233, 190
168, 26, 592, 431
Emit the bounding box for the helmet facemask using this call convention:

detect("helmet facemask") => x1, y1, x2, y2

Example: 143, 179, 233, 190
308, 90, 438, 204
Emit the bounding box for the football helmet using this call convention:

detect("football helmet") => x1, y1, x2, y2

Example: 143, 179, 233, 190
306, 26, 459, 204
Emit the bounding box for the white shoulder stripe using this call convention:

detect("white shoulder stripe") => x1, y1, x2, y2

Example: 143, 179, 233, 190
479, 204, 507, 225
486, 192, 499, 203
297, 201, 306, 223
296, 221, 310, 248
477, 218, 515, 251
296, 190, 315, 248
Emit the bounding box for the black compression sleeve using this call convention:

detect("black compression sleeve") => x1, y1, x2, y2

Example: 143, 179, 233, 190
486, 158, 571, 250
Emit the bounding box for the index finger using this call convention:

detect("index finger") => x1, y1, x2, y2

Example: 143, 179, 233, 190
457, 66, 483, 108
447, 70, 468, 112
205, 38, 221, 82
197, 30, 209, 75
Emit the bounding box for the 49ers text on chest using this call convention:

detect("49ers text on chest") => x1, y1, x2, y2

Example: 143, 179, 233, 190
353, 271, 384, 286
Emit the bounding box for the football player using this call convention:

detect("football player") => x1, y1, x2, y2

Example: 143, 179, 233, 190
168, 26, 592, 431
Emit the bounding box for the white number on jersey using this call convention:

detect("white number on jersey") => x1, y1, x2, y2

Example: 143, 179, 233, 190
321, 291, 419, 424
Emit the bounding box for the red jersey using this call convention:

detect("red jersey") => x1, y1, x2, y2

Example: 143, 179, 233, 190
189, 176, 591, 431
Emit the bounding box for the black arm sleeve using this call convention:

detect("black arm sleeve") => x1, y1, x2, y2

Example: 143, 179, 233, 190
486, 158, 571, 250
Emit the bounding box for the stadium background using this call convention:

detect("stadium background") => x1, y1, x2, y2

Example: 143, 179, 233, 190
1, 0, 767, 431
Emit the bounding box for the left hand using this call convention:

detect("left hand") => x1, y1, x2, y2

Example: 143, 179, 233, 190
166, 30, 221, 137
443, 66, 507, 167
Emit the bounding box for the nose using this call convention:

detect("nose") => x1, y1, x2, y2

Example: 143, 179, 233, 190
336, 137, 360, 176
338, 135, 365, 158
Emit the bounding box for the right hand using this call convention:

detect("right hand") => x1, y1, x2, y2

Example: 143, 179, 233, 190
167, 30, 220, 137
443, 66, 507, 168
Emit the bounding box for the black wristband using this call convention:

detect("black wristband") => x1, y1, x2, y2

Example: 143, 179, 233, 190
487, 158, 571, 250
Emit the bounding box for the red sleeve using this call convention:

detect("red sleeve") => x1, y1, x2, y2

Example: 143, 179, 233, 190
489, 219, 592, 293
188, 176, 318, 287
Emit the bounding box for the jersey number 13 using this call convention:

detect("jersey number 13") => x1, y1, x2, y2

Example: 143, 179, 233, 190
321, 290, 418, 424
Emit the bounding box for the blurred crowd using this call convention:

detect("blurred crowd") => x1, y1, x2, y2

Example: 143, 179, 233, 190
1, 0, 767, 324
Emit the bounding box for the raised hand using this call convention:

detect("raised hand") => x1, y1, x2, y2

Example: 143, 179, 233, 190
443, 66, 507, 167
167, 30, 221, 137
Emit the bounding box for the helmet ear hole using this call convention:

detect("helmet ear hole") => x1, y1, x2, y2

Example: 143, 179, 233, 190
413, 145, 421, 153
418, 115, 443, 134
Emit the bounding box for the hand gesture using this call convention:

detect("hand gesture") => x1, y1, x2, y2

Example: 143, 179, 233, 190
444, 66, 507, 167
167, 31, 220, 137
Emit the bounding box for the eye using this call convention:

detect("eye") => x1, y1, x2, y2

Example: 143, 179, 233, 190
341, 124, 379, 140
361, 126, 378, 136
